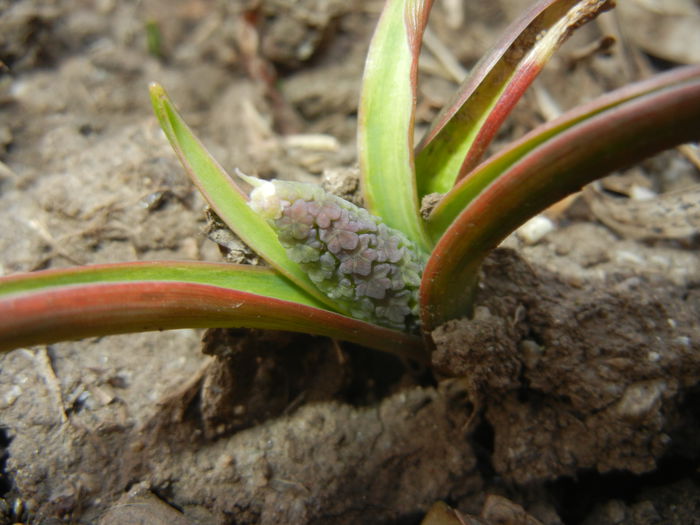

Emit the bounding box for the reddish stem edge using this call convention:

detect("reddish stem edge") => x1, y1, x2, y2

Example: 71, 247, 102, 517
0, 281, 427, 362
420, 79, 700, 330
430, 64, 700, 232
416, 0, 559, 150
454, 0, 614, 179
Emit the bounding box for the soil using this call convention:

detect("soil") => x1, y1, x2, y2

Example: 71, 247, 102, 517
1, 0, 700, 524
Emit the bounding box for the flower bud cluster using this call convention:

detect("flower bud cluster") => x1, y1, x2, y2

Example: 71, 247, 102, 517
249, 179, 427, 332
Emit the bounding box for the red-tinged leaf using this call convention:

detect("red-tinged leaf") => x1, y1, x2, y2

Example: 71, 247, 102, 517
428, 65, 700, 238
358, 0, 434, 251
149, 83, 340, 311
420, 78, 700, 330
0, 277, 427, 362
0, 260, 323, 306
414, 0, 613, 197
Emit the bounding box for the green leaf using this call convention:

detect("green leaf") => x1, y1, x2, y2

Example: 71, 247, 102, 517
427, 65, 700, 239
414, 0, 612, 197
0, 260, 322, 306
420, 76, 700, 330
0, 262, 427, 361
358, 0, 434, 252
149, 83, 341, 312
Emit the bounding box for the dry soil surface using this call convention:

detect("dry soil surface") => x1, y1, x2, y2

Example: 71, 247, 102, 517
1, 1, 700, 524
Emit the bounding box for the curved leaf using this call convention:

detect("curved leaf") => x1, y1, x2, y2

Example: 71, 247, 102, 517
358, 0, 433, 251
0, 264, 427, 361
0, 260, 322, 305
428, 65, 700, 239
414, 0, 612, 196
420, 77, 700, 330
149, 83, 341, 312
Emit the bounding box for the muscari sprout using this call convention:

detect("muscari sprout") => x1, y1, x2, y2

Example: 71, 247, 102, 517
240, 172, 427, 332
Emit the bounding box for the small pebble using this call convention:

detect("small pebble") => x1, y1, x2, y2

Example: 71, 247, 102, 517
630, 185, 657, 200
516, 215, 555, 245
1, 385, 21, 408
615, 250, 645, 266
283, 134, 339, 151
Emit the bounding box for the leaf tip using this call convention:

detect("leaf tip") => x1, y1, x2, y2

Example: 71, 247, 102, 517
148, 82, 169, 119
148, 81, 165, 97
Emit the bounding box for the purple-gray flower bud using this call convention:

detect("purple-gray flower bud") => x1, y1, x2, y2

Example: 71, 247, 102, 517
246, 177, 427, 332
